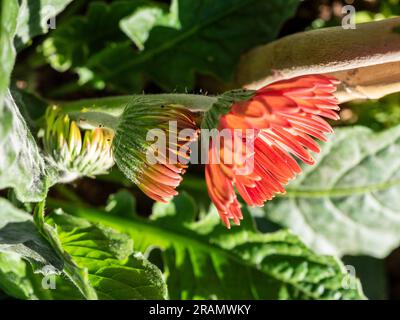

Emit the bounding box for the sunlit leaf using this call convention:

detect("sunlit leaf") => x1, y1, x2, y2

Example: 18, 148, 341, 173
45, 212, 168, 300
0, 91, 48, 202
15, 0, 73, 49
0, 0, 18, 109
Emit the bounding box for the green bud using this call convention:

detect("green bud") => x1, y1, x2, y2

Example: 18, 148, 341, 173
43, 106, 114, 182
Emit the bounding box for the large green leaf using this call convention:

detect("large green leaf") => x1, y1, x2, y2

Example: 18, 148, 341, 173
50, 191, 365, 300
44, 212, 168, 300
15, 0, 73, 49
43, 0, 299, 91
0, 91, 48, 202
252, 126, 400, 258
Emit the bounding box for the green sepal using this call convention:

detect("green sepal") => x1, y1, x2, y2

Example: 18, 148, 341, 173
201, 89, 255, 130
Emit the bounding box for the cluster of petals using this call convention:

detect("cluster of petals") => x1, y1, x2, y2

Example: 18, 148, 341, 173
205, 75, 340, 228
137, 106, 199, 203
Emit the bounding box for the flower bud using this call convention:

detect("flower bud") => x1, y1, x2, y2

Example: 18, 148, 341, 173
43, 106, 114, 182
113, 100, 199, 202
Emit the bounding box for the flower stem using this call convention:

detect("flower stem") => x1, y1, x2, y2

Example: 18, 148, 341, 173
58, 94, 218, 116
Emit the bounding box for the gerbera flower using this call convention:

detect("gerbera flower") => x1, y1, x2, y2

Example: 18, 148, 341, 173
205, 75, 340, 228
113, 100, 199, 203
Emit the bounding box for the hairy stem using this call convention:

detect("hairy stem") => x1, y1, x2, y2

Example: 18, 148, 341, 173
237, 18, 400, 88
200, 18, 400, 102
58, 94, 218, 116
69, 112, 119, 130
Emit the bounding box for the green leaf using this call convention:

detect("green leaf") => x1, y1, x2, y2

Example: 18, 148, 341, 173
152, 191, 197, 224
44, 211, 167, 300
0, 0, 18, 109
252, 126, 400, 258
119, 2, 172, 50
50, 192, 365, 300
43, 0, 299, 91
0, 199, 97, 300
0, 251, 76, 300
0, 204, 165, 300
0, 250, 88, 300
10, 87, 48, 132
105, 189, 137, 218
0, 252, 39, 299
382, 0, 400, 16
1, 0, 71, 105
0, 198, 63, 274
0, 90, 48, 202
15, 0, 73, 49
42, 1, 148, 91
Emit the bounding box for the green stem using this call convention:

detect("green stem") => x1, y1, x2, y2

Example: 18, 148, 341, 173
58, 94, 218, 116
69, 111, 119, 130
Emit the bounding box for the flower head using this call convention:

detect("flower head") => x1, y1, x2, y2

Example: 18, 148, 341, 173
205, 75, 340, 228
113, 101, 199, 203
43, 106, 114, 182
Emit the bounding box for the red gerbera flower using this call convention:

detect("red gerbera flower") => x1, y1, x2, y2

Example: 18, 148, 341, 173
205, 74, 340, 228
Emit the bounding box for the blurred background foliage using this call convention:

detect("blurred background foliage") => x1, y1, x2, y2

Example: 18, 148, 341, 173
3, 0, 400, 299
